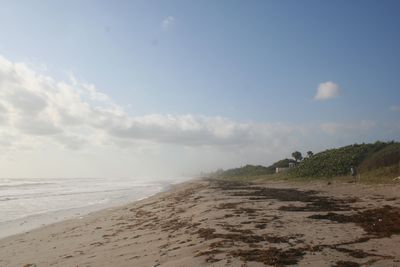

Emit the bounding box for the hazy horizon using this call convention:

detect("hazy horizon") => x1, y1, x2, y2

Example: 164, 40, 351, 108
1, 1, 399, 179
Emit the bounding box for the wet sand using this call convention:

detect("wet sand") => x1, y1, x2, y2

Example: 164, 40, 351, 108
1, 179, 400, 267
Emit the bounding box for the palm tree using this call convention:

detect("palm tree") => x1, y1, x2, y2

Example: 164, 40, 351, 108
292, 151, 303, 162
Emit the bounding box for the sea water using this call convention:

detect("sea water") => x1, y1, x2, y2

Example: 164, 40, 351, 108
0, 177, 184, 238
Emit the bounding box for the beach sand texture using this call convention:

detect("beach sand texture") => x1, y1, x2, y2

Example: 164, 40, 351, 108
1, 179, 400, 267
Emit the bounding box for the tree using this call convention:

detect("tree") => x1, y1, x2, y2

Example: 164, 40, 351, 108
292, 151, 303, 162
307, 151, 314, 158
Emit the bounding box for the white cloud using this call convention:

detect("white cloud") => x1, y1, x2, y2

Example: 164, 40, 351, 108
314, 81, 340, 100
0, 55, 303, 151
161, 16, 176, 30
0, 55, 396, 178
0, 103, 8, 124
390, 105, 400, 112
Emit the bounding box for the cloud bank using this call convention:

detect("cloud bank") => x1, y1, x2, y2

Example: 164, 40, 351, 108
314, 81, 340, 100
0, 55, 303, 152
0, 55, 395, 178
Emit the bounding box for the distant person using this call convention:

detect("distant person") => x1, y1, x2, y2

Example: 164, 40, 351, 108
350, 165, 357, 182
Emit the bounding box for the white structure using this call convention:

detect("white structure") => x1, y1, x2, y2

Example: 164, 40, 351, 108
276, 167, 289, 173
276, 162, 296, 173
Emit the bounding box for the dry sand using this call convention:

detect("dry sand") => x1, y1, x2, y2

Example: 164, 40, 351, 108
1, 179, 400, 267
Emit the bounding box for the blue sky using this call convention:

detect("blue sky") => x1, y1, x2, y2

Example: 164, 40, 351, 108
0, 1, 399, 178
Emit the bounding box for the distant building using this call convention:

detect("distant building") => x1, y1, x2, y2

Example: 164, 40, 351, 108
276, 167, 289, 173
276, 162, 296, 173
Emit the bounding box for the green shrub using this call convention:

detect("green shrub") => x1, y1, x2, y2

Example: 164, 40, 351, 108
289, 141, 396, 178
358, 143, 400, 173
216, 164, 273, 178
209, 141, 399, 180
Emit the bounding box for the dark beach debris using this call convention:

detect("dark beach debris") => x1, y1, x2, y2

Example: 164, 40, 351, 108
210, 239, 235, 249
217, 223, 253, 234
63, 255, 73, 259
341, 236, 371, 245
193, 195, 204, 201
168, 246, 181, 251
263, 234, 304, 244
131, 208, 153, 217
311, 243, 393, 260
160, 218, 190, 233
278, 199, 352, 212
333, 247, 380, 258
229, 247, 306, 266
234, 207, 260, 215
196, 227, 392, 265
90, 242, 104, 246
196, 228, 215, 238
234, 187, 320, 202
331, 260, 360, 267
145, 179, 396, 266
205, 256, 221, 263
218, 202, 241, 209
196, 228, 264, 243
309, 205, 400, 237
211, 179, 356, 212
196, 227, 305, 247
255, 223, 267, 229
173, 188, 197, 202
195, 249, 224, 263
195, 249, 224, 256
209, 179, 252, 190
217, 232, 264, 243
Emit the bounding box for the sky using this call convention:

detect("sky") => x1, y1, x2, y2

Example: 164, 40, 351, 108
0, 0, 399, 179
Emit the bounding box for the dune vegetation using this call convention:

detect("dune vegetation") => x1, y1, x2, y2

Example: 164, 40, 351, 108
209, 141, 400, 182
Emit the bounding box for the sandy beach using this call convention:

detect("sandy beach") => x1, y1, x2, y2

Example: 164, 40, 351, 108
1, 179, 400, 267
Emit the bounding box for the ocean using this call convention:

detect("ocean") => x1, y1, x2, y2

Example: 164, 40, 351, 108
0, 177, 184, 238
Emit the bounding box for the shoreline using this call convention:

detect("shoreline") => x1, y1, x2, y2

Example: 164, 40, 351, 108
0, 179, 183, 240
1, 179, 399, 266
